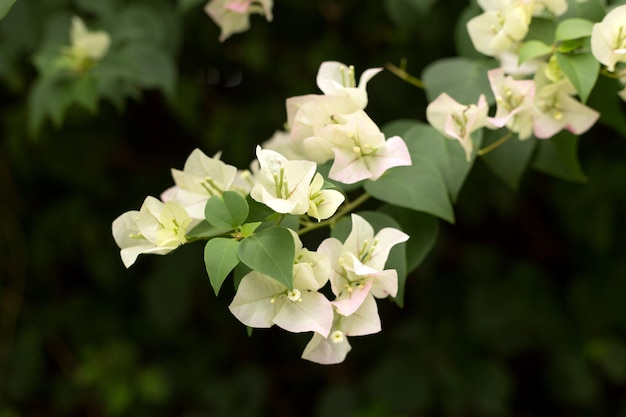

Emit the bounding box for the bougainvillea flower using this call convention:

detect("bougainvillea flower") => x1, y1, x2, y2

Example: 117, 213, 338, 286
532, 67, 599, 138
487, 68, 536, 139
315, 61, 383, 109
591, 4, 626, 72
426, 93, 488, 161
307, 173, 345, 221
112, 197, 192, 268
532, 82, 600, 138
305, 110, 411, 184
301, 294, 381, 364
467, 3, 531, 57
204, 0, 273, 42
250, 146, 316, 215
286, 94, 359, 153
162, 149, 239, 219
318, 213, 409, 316
229, 234, 333, 336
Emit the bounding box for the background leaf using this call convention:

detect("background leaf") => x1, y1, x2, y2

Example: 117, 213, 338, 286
365, 155, 454, 223
0, 0, 16, 20
531, 132, 587, 182
422, 57, 497, 104
555, 18, 593, 41
480, 129, 537, 189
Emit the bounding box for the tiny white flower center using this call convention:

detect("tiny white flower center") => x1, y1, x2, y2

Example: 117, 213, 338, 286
287, 288, 302, 303
330, 330, 345, 344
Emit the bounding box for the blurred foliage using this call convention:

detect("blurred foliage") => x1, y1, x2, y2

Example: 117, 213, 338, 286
1, 0, 626, 416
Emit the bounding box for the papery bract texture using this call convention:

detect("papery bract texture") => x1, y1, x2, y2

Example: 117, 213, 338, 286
229, 252, 334, 336
301, 294, 381, 364
165, 148, 239, 219
112, 196, 192, 268
315, 61, 383, 109
318, 213, 408, 316
532, 67, 599, 138
487, 68, 536, 139
250, 146, 316, 215
591, 4, 626, 72
306, 110, 411, 184
426, 93, 488, 161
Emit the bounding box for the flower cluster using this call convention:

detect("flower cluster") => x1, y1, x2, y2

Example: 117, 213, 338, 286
112, 61, 412, 364
427, 1, 626, 160
113, 1, 626, 366
231, 215, 408, 364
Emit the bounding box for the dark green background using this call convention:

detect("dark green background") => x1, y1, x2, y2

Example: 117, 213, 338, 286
1, 0, 625, 416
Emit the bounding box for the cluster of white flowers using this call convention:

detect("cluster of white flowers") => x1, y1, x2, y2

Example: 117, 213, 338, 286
231, 215, 408, 364
427, 1, 626, 159
113, 61, 411, 364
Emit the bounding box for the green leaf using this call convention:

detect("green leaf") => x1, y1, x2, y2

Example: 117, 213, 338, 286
237, 227, 295, 289
204, 191, 249, 229
571, 0, 606, 22
381, 119, 422, 138
586, 75, 626, 136
204, 238, 240, 295
365, 155, 454, 223
422, 57, 497, 104
557, 38, 586, 53
532, 132, 587, 182
384, 120, 478, 203
445, 129, 482, 201
28, 76, 74, 136
120, 42, 176, 98
518, 40, 553, 65
0, 0, 16, 20
480, 129, 537, 189
384, 207, 438, 273
178, 0, 206, 12
556, 51, 599, 103
454, 3, 485, 59
246, 197, 275, 222
239, 222, 262, 238
380, 206, 439, 305
555, 18, 594, 41
525, 17, 556, 44
72, 74, 99, 113
186, 221, 232, 239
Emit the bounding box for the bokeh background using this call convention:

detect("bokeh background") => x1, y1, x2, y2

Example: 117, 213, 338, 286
1, 0, 626, 416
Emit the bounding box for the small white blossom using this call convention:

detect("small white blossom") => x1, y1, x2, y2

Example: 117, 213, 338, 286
426, 93, 488, 161
591, 4, 626, 72
315, 61, 383, 109
112, 197, 192, 268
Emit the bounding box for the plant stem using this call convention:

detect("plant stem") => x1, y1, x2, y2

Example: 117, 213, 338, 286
386, 60, 425, 89
477, 131, 513, 156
